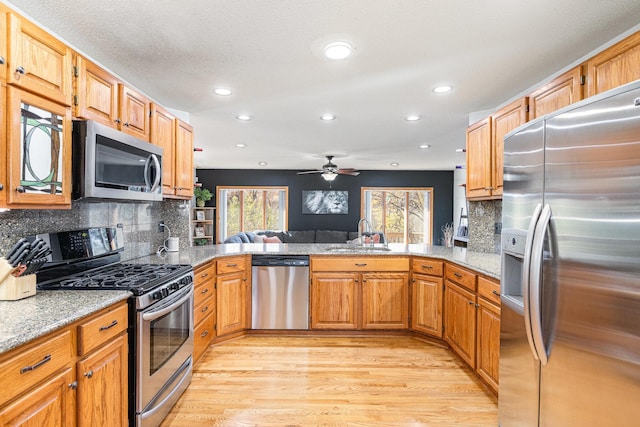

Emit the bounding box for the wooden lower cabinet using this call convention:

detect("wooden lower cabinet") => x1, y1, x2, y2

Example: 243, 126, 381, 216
0, 367, 75, 426
76, 334, 128, 427
411, 273, 444, 338
476, 296, 501, 393
310, 270, 409, 330
0, 302, 128, 426
444, 280, 477, 368
216, 256, 249, 337
193, 260, 216, 363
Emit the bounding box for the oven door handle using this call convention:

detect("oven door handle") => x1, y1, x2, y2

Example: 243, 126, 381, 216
142, 288, 193, 321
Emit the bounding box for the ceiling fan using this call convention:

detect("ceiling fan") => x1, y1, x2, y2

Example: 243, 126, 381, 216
297, 155, 360, 181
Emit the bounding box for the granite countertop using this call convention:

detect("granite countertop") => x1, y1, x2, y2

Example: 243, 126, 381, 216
138, 243, 502, 279
0, 244, 500, 357
0, 290, 130, 355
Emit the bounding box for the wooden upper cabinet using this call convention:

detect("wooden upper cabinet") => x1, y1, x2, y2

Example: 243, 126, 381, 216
529, 66, 584, 119
586, 30, 640, 98
0, 5, 7, 82
5, 86, 72, 207
118, 84, 150, 141
150, 104, 176, 196
7, 13, 73, 106
175, 120, 194, 198
466, 117, 492, 199
490, 97, 528, 198
74, 56, 119, 127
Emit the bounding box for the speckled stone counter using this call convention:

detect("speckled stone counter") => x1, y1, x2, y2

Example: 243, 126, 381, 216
136, 243, 501, 279
0, 290, 130, 355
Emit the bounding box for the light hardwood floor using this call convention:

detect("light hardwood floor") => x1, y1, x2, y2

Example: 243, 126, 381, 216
161, 336, 498, 426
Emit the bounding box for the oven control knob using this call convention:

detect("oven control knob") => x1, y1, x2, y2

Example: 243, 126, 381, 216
170, 283, 179, 291
152, 291, 163, 300
162, 288, 170, 297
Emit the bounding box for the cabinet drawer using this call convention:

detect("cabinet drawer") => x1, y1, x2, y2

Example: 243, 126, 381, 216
412, 258, 444, 276
193, 313, 214, 363
194, 296, 215, 327
194, 277, 215, 308
478, 276, 501, 305
312, 256, 409, 272
445, 263, 477, 292
0, 329, 73, 405
216, 256, 247, 275
194, 261, 216, 285
77, 303, 128, 356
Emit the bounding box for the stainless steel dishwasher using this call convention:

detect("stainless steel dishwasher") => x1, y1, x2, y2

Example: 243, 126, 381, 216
251, 255, 310, 329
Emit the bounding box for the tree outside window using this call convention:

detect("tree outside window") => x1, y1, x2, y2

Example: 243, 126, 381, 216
217, 186, 288, 242
362, 187, 433, 244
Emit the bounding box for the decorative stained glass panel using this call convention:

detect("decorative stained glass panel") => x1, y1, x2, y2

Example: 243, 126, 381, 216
20, 102, 64, 195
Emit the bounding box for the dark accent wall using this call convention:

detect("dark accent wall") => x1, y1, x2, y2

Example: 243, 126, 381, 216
196, 169, 453, 245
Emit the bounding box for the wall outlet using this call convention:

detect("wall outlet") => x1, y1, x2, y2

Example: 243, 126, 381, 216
158, 221, 165, 232
494, 222, 502, 234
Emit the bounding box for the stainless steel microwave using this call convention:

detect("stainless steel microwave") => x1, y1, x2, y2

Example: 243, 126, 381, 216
72, 120, 163, 201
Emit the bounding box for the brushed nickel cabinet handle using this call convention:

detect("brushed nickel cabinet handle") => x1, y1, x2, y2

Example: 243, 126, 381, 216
201, 288, 208, 294
201, 305, 209, 313
454, 272, 462, 278
355, 263, 367, 267
492, 290, 500, 296
68, 381, 78, 390
200, 273, 209, 278
200, 330, 209, 338
421, 265, 433, 270
226, 263, 238, 267
84, 370, 94, 378
20, 354, 51, 374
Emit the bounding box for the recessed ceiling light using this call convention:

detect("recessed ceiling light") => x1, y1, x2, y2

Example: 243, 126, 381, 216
236, 114, 252, 121
258, 161, 268, 166
214, 87, 232, 96
320, 114, 336, 121
390, 162, 400, 167
405, 114, 422, 121
419, 144, 431, 149
323, 41, 353, 60
433, 85, 453, 93
236, 143, 247, 148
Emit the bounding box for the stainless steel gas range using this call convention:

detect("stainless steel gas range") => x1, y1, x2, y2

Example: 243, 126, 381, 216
36, 226, 194, 427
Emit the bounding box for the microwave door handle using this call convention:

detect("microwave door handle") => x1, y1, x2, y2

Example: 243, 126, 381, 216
144, 154, 161, 193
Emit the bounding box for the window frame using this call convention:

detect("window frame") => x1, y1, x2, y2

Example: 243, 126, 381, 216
360, 187, 434, 245
216, 186, 289, 243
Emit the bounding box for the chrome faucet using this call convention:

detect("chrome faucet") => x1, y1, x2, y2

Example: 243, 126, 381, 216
357, 218, 373, 247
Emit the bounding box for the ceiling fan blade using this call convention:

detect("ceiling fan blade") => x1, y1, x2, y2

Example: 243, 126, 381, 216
297, 170, 323, 175
337, 169, 360, 176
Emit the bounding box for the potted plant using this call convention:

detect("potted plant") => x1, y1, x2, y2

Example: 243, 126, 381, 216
193, 238, 209, 246
194, 187, 213, 207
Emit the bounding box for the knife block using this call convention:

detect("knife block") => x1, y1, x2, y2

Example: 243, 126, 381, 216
0, 258, 37, 301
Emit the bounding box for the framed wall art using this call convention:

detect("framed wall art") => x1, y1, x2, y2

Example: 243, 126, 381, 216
302, 190, 348, 214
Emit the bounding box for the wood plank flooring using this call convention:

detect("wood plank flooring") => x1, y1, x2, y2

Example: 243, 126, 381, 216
161, 336, 497, 426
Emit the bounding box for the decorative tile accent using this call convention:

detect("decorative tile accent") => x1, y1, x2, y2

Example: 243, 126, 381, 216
0, 200, 192, 260
467, 200, 502, 254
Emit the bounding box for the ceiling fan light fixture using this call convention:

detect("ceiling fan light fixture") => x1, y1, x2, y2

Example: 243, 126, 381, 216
323, 42, 353, 60
322, 172, 338, 181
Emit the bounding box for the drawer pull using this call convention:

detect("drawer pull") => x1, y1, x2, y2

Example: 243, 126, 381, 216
201, 288, 209, 294
20, 354, 52, 374
492, 290, 500, 296
421, 265, 433, 270
201, 273, 209, 278
99, 320, 118, 331
454, 272, 463, 278
226, 263, 238, 268
200, 330, 209, 338
201, 305, 209, 313
355, 263, 367, 267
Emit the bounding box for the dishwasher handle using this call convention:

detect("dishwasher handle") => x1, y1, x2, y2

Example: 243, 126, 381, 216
251, 255, 310, 267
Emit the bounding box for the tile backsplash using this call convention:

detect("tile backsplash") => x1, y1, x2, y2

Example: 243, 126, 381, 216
0, 200, 191, 260
467, 200, 502, 254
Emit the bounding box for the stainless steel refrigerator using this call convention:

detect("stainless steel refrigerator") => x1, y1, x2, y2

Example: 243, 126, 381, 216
499, 80, 640, 426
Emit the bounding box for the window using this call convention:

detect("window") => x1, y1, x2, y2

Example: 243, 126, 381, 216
217, 186, 288, 242
361, 187, 433, 244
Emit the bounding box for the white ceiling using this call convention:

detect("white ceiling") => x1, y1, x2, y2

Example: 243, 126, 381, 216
5, 0, 640, 172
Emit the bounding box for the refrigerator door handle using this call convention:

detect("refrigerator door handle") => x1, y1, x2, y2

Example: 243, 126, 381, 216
523, 202, 543, 361
529, 203, 552, 366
